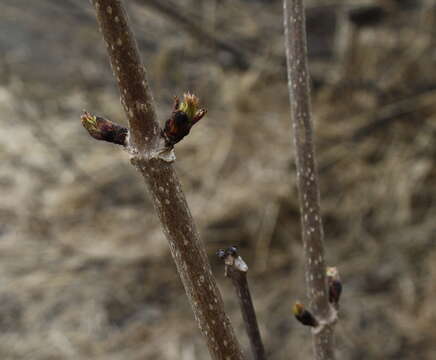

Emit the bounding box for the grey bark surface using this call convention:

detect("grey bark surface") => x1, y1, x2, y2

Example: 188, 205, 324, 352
89, 1, 245, 359
283, 0, 336, 359
228, 269, 266, 360
219, 249, 266, 360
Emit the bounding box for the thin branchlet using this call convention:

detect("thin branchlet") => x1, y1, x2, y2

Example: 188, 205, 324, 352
283, 0, 337, 359
217, 247, 266, 360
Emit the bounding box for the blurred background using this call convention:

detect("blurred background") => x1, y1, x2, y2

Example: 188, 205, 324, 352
0, 0, 435, 359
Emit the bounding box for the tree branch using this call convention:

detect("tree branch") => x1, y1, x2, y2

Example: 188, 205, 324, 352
217, 247, 266, 360
283, 0, 338, 359
88, 1, 245, 359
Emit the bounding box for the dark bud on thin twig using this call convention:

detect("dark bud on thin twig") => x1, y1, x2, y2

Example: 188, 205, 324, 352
292, 302, 318, 328
81, 111, 128, 146
327, 266, 342, 307
162, 93, 206, 148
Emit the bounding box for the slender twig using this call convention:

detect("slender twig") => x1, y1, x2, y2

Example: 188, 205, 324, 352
217, 247, 266, 360
283, 0, 338, 359
87, 1, 245, 359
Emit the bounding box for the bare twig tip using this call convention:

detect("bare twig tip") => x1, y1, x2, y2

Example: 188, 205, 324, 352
217, 246, 248, 273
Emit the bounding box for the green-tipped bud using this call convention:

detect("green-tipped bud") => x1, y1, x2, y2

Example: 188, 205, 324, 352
292, 302, 305, 317
163, 93, 207, 147
179, 92, 201, 121
292, 301, 318, 327
81, 111, 128, 146
81, 112, 99, 134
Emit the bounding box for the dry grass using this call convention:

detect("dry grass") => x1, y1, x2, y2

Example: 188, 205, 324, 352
0, 0, 435, 359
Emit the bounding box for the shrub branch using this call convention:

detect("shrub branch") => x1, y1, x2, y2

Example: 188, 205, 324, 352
217, 247, 266, 360
283, 0, 338, 359
87, 1, 245, 359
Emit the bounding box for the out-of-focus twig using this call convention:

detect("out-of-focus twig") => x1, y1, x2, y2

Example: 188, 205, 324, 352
318, 89, 436, 173
255, 201, 280, 272
350, 90, 436, 141
134, 0, 250, 70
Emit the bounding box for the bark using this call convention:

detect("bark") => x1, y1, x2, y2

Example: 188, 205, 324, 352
88, 1, 245, 359
218, 248, 266, 360
283, 0, 337, 359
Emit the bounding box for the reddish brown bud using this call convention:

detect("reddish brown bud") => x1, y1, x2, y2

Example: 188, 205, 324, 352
292, 301, 318, 327
81, 111, 128, 146
162, 93, 207, 147
327, 267, 342, 306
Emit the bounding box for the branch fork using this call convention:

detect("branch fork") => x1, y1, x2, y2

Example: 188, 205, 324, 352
84, 1, 244, 358
293, 266, 342, 333
293, 302, 338, 334
312, 306, 338, 335
81, 92, 206, 163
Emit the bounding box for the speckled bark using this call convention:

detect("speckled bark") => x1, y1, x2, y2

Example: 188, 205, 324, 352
90, 1, 245, 359
283, 1, 336, 359
226, 269, 266, 360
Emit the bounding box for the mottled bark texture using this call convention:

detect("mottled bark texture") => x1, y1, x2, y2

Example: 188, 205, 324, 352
218, 248, 266, 360
89, 1, 245, 359
283, 1, 337, 359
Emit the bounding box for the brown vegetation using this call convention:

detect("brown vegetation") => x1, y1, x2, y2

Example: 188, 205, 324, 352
0, 0, 435, 359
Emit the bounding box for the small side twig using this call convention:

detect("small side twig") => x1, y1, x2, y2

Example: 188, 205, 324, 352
218, 247, 267, 360
81, 92, 206, 166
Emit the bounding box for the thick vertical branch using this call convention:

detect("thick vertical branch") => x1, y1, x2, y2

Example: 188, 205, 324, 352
283, 1, 337, 359
89, 1, 245, 359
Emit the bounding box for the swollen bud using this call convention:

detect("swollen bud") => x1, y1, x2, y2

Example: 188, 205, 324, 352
81, 111, 128, 146
326, 266, 342, 306
162, 93, 207, 148
292, 301, 318, 327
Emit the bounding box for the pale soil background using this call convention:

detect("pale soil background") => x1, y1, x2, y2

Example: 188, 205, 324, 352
0, 0, 435, 359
